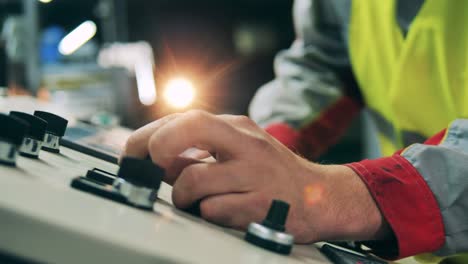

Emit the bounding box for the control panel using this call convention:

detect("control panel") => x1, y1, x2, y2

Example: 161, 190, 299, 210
0, 97, 333, 264
0, 97, 387, 264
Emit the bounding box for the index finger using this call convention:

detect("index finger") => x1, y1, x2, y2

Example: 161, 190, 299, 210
148, 110, 247, 168
122, 113, 181, 160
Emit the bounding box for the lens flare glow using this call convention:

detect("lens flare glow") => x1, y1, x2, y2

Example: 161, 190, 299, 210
39, 0, 53, 3
164, 78, 195, 108
304, 184, 323, 206
59, 21, 97, 55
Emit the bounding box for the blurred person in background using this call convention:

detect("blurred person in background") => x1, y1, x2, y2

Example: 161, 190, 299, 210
123, 0, 468, 262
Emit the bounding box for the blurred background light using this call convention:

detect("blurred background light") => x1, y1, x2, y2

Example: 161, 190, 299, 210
164, 77, 195, 109
98, 42, 157, 106
135, 61, 157, 106
0, 0, 360, 163
58, 20, 97, 55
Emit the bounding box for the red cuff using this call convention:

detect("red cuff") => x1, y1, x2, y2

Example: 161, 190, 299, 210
345, 156, 445, 259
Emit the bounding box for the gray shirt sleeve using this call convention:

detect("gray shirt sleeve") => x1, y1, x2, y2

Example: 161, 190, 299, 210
248, 0, 353, 129
402, 119, 468, 255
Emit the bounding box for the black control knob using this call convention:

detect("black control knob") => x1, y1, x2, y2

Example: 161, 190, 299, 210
9, 111, 47, 158
245, 199, 294, 255
262, 200, 289, 232
33, 111, 68, 136
0, 113, 29, 146
117, 157, 163, 189
113, 157, 164, 208
0, 114, 29, 166
33, 111, 68, 153
10, 112, 47, 141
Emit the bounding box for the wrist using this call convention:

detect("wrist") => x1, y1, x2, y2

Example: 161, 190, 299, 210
302, 164, 390, 242
329, 165, 390, 240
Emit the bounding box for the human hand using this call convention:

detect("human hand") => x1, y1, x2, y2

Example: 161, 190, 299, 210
122, 110, 389, 243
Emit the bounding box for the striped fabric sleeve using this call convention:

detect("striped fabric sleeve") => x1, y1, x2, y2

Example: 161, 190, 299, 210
265, 97, 361, 159
249, 0, 362, 159
346, 119, 468, 259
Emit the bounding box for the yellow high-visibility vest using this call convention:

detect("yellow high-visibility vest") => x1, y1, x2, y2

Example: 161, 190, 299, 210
350, 0, 468, 157
349, 0, 468, 263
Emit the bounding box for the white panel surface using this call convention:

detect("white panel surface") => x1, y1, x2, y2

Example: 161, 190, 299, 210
0, 133, 330, 264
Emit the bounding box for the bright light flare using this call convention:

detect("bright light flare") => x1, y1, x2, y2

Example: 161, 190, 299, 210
164, 78, 196, 108
39, 0, 53, 3
304, 184, 324, 206
59, 21, 97, 55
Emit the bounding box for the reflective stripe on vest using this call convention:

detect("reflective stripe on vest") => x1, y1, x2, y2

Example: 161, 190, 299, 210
367, 108, 428, 148
349, 0, 468, 262
350, 0, 468, 156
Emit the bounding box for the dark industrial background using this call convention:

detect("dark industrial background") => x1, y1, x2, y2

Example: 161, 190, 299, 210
1, 0, 362, 163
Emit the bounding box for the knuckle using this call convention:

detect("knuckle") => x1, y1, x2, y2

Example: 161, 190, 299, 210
172, 167, 201, 208
147, 133, 158, 157
231, 115, 257, 129
249, 136, 271, 151
184, 110, 211, 129
235, 115, 256, 127
173, 165, 206, 209
171, 187, 186, 209
185, 109, 209, 121
199, 199, 218, 221
123, 134, 138, 155
182, 165, 202, 186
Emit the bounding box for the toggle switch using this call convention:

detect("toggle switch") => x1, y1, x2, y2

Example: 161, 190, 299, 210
0, 114, 29, 166
113, 157, 164, 209
71, 176, 128, 205
9, 112, 47, 159
85, 168, 117, 185
245, 200, 294, 255
71, 158, 163, 210
33, 111, 68, 153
